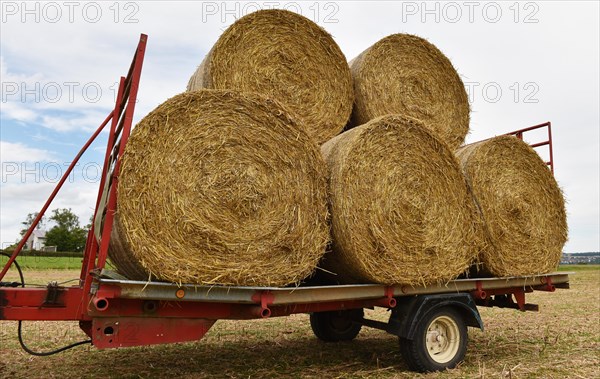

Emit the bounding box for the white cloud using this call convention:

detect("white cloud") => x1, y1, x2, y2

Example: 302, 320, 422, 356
29, 132, 78, 147
0, 180, 98, 247
0, 140, 55, 162
0, 140, 101, 248
1, 56, 116, 133
0, 101, 38, 123
0, 1, 598, 252
40, 110, 111, 133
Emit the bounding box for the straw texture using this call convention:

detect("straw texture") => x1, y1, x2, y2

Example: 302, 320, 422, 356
109, 90, 329, 286
456, 136, 568, 277
320, 115, 482, 285
349, 34, 469, 149
187, 9, 353, 145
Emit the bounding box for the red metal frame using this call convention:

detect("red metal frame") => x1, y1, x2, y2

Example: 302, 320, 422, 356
506, 121, 554, 174
0, 34, 148, 325
469, 279, 556, 312
0, 36, 567, 351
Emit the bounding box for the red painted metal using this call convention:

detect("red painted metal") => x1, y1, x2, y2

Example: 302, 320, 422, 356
512, 289, 526, 310
537, 276, 555, 292
88, 298, 238, 319
83, 296, 396, 321
473, 285, 541, 312
92, 318, 215, 348
95, 74, 122, 219
251, 291, 275, 308
80, 230, 95, 284
80, 320, 93, 338
250, 290, 275, 317
474, 291, 539, 312
0, 34, 148, 325
90, 76, 125, 252
83, 35, 146, 318
96, 285, 122, 300
506, 121, 554, 174
0, 287, 85, 320
471, 281, 487, 300
80, 71, 131, 282
482, 287, 533, 297
80, 74, 128, 315
0, 112, 113, 282
96, 36, 146, 272
380, 286, 397, 308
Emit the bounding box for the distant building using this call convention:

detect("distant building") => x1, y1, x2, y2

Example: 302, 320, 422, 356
561, 252, 600, 265
25, 229, 47, 250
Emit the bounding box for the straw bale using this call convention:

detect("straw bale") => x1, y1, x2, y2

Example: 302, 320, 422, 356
456, 135, 568, 276
187, 9, 353, 145
109, 90, 329, 286
320, 114, 482, 285
349, 34, 469, 149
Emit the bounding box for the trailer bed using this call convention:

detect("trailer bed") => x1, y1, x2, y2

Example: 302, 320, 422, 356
96, 271, 569, 305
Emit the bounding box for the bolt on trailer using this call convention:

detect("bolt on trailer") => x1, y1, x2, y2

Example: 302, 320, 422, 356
0, 35, 570, 373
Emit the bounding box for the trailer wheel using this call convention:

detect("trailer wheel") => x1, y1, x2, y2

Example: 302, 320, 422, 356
310, 309, 363, 342
399, 307, 467, 372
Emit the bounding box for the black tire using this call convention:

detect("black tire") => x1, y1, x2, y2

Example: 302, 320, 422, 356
310, 309, 363, 342
399, 307, 468, 372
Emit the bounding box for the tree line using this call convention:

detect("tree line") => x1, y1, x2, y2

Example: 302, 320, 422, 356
19, 208, 90, 252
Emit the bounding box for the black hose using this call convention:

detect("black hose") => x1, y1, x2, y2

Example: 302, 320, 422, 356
17, 321, 92, 356
0, 252, 24, 286
1, 252, 92, 356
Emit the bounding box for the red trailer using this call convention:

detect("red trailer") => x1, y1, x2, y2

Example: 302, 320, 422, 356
0, 34, 569, 373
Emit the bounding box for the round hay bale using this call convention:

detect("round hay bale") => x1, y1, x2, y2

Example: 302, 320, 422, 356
349, 34, 469, 149
321, 114, 483, 285
109, 90, 330, 286
187, 9, 353, 145
456, 136, 568, 277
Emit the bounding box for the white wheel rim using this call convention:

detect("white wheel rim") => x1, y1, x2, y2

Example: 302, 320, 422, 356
425, 315, 460, 364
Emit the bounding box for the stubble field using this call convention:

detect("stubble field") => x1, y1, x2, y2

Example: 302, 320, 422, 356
0, 265, 598, 378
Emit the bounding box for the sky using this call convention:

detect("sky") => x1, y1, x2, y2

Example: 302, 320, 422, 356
0, 1, 598, 253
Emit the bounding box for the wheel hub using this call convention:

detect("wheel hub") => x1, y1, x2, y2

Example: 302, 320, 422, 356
425, 315, 460, 363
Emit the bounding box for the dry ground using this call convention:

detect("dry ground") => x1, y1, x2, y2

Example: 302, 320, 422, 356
0, 267, 598, 379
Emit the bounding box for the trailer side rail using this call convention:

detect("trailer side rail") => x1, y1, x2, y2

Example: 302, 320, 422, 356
94, 272, 568, 305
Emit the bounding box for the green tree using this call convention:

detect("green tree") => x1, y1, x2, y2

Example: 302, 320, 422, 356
85, 214, 94, 231
19, 212, 46, 236
44, 208, 87, 252
3, 243, 18, 252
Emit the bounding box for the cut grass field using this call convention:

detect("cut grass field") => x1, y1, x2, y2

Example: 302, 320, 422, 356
5, 256, 84, 270
0, 266, 598, 378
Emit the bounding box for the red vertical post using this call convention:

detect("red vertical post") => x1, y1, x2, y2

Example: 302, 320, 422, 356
547, 122, 554, 174
95, 76, 127, 217
80, 76, 127, 287
95, 34, 147, 271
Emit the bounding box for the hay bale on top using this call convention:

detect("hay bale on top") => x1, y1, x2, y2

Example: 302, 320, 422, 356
321, 115, 482, 285
456, 136, 568, 277
349, 34, 469, 149
187, 9, 353, 145
109, 90, 329, 286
